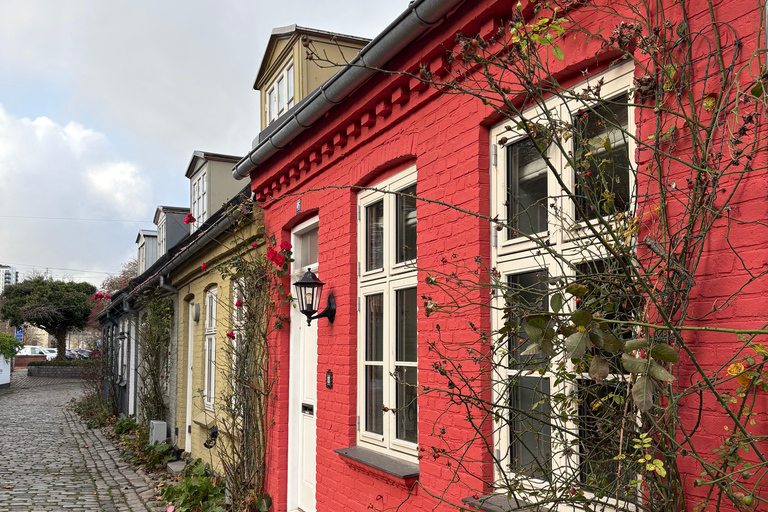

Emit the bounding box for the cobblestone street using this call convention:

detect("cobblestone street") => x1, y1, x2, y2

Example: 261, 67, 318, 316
0, 370, 164, 512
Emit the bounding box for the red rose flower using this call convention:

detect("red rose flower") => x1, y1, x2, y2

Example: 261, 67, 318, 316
226, 331, 235, 340
251, 242, 258, 248
280, 240, 292, 251
266, 249, 278, 261
105, 294, 111, 299
274, 254, 286, 266
235, 300, 242, 308
184, 213, 196, 224
201, 263, 207, 271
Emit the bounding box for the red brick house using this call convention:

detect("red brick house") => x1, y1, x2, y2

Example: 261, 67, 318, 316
232, 1, 768, 511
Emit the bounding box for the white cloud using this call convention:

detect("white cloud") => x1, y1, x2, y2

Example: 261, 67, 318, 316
0, 104, 153, 285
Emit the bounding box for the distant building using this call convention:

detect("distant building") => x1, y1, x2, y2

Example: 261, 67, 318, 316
0, 265, 18, 295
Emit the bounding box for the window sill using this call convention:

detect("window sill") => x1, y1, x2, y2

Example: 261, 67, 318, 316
461, 494, 534, 512
335, 446, 418, 488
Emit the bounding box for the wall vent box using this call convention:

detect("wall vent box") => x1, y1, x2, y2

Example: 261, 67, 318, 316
149, 420, 167, 445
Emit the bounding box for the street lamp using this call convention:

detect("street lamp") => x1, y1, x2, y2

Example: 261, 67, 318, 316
294, 269, 336, 326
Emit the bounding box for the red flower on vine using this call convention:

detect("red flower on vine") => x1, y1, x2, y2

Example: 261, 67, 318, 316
251, 242, 258, 248
201, 263, 207, 271
266, 249, 278, 261
280, 240, 292, 251
105, 294, 111, 299
274, 254, 286, 266
183, 213, 196, 224
235, 300, 242, 308
226, 331, 235, 340
94, 292, 104, 299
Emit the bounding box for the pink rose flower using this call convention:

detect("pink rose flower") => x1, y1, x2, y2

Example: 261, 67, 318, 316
280, 240, 292, 251
167, 506, 175, 512
274, 254, 286, 266
235, 300, 242, 308
201, 263, 207, 271
266, 248, 277, 261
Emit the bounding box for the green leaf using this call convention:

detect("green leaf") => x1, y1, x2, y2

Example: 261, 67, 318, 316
520, 343, 541, 357
650, 343, 679, 363
632, 376, 654, 412
552, 44, 564, 61
649, 363, 676, 382
522, 321, 543, 342
603, 136, 611, 153
624, 338, 649, 352
622, 353, 649, 374
676, 21, 688, 38
551, 293, 563, 314
566, 283, 589, 297
565, 330, 590, 359
660, 125, 675, 142
541, 337, 556, 357
751, 82, 764, 98
589, 356, 610, 382
571, 310, 592, 327
602, 335, 624, 353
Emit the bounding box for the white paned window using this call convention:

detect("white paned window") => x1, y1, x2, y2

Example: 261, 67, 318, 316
190, 172, 207, 232
357, 165, 418, 460
490, 63, 636, 497
157, 220, 166, 256
204, 288, 217, 410
267, 61, 294, 124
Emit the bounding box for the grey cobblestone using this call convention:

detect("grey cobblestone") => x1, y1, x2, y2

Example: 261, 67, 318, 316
0, 370, 162, 511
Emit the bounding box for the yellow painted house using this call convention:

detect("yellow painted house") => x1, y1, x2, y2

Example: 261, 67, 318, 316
169, 152, 265, 468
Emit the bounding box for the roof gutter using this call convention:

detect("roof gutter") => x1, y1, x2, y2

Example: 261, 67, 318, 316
233, 0, 463, 180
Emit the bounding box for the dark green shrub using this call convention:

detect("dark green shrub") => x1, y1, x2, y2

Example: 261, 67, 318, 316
27, 359, 98, 367
161, 459, 226, 512
114, 416, 138, 435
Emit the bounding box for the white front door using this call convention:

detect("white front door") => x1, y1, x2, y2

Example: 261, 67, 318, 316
288, 219, 319, 512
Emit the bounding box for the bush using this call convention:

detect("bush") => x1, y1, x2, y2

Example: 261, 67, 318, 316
27, 359, 98, 367
72, 393, 115, 429
161, 459, 226, 512
114, 416, 138, 435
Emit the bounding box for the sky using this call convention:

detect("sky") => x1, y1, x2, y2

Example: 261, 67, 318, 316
0, 0, 409, 287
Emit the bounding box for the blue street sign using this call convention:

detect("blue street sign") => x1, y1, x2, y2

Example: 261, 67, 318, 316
14, 328, 22, 342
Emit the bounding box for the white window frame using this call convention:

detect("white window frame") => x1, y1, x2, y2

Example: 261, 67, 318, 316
190, 171, 207, 232
157, 218, 166, 256
204, 287, 217, 410
490, 63, 638, 501
357, 165, 419, 461
267, 60, 294, 124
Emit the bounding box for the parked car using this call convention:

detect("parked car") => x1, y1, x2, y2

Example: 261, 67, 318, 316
74, 349, 91, 359
16, 345, 49, 357
65, 349, 77, 360
41, 348, 57, 361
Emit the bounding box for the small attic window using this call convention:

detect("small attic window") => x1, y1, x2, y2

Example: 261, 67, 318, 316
267, 61, 294, 124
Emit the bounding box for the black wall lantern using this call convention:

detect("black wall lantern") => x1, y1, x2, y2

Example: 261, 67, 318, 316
294, 269, 336, 326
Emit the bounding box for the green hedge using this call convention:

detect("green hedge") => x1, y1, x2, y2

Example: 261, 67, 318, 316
26, 360, 99, 367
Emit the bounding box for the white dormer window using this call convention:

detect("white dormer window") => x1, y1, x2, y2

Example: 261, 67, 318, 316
138, 243, 146, 273
267, 61, 294, 124
191, 172, 207, 232
157, 219, 166, 256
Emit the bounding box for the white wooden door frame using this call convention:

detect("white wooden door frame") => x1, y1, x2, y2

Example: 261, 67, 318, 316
287, 217, 319, 512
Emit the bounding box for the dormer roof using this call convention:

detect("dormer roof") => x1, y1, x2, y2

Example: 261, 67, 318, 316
185, 150, 242, 179
153, 206, 189, 225
135, 229, 158, 245
253, 24, 370, 91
